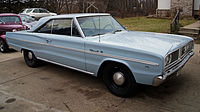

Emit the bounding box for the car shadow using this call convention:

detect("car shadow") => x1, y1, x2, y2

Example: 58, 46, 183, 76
134, 76, 185, 100
5, 49, 18, 53
38, 61, 185, 100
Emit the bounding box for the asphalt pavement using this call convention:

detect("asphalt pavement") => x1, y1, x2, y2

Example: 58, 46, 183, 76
0, 45, 200, 112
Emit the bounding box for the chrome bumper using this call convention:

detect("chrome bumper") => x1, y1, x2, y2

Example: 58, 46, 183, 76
152, 52, 194, 86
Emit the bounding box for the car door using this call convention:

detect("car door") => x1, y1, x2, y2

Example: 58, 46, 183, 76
28, 20, 54, 59
32, 9, 40, 18
77, 16, 103, 74
43, 18, 86, 70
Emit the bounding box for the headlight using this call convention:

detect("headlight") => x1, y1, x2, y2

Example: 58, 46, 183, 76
12, 29, 17, 32
189, 41, 194, 50
165, 54, 172, 66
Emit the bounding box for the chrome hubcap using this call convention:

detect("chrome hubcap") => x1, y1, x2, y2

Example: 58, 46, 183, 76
28, 52, 33, 60
113, 72, 125, 86
0, 41, 3, 51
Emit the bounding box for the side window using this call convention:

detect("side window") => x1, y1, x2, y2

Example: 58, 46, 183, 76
33, 9, 39, 13
36, 19, 81, 37
52, 19, 72, 36
72, 22, 81, 37
37, 20, 53, 33
40, 9, 48, 13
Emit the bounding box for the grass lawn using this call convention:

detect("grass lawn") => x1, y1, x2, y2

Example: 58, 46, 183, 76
117, 17, 197, 33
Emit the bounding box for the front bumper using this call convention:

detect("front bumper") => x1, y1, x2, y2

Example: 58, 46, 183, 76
152, 51, 194, 86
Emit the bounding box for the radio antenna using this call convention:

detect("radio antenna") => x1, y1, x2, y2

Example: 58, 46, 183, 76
99, 16, 100, 42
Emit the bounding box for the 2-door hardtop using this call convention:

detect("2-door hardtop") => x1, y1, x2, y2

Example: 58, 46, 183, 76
6, 13, 194, 97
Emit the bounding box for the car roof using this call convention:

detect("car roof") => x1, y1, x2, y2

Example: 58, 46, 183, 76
24, 8, 46, 10
47, 13, 110, 18
0, 13, 19, 17
30, 13, 110, 31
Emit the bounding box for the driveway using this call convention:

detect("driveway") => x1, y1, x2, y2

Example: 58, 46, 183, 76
0, 45, 200, 112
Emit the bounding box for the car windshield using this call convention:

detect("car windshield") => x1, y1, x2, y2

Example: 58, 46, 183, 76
20, 15, 35, 22
25, 9, 32, 13
77, 16, 125, 37
0, 16, 21, 23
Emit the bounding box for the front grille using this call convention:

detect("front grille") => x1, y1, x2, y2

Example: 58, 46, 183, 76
180, 41, 193, 58
171, 50, 179, 63
165, 41, 193, 69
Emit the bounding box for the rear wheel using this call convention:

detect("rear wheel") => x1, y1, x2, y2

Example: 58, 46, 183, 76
0, 39, 8, 53
103, 63, 137, 97
23, 50, 40, 68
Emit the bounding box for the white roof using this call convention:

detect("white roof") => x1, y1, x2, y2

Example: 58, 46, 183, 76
44, 13, 110, 19
30, 13, 110, 31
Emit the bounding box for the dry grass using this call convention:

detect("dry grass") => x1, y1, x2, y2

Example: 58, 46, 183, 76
117, 17, 197, 33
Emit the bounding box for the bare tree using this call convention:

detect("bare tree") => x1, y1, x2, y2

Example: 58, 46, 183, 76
65, 0, 76, 13
46, 0, 65, 14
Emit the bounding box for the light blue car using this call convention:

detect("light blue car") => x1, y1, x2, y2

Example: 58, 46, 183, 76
6, 13, 194, 97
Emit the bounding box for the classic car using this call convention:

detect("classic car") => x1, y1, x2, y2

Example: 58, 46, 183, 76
21, 8, 57, 20
6, 13, 194, 97
0, 13, 28, 53
19, 14, 37, 29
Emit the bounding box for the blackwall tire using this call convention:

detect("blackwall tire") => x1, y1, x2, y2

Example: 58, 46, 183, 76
23, 50, 39, 68
0, 39, 8, 53
103, 63, 137, 97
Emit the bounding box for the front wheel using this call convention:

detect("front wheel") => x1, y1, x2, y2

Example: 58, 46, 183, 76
0, 39, 8, 53
103, 63, 137, 97
23, 50, 40, 68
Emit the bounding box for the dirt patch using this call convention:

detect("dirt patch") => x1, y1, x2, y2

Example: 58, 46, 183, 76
5, 98, 16, 104
77, 88, 104, 100
40, 77, 51, 80
0, 106, 5, 110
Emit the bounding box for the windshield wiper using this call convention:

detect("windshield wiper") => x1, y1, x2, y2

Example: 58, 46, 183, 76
113, 29, 122, 34
91, 33, 105, 37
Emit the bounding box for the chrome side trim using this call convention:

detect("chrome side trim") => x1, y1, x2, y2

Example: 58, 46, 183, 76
10, 38, 159, 66
37, 57, 94, 75
84, 50, 159, 66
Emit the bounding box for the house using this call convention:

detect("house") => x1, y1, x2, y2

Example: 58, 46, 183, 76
156, 0, 200, 18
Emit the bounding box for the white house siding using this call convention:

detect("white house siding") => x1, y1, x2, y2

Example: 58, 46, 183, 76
194, 0, 200, 10
157, 0, 171, 9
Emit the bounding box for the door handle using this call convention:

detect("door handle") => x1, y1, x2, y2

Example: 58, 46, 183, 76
46, 39, 52, 43
89, 49, 99, 52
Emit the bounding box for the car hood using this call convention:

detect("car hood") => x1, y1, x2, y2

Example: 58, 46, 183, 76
90, 31, 193, 57
23, 21, 37, 28
0, 24, 24, 31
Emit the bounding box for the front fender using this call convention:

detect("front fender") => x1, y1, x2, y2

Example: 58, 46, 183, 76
97, 57, 163, 85
97, 58, 136, 78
